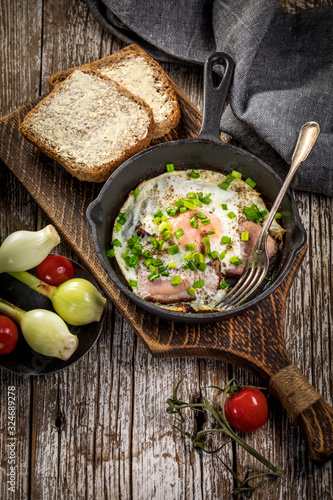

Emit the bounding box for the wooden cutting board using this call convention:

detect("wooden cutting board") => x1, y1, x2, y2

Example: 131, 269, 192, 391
1, 80, 332, 463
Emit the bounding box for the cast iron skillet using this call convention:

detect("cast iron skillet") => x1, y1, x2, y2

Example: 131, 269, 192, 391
86, 53, 306, 324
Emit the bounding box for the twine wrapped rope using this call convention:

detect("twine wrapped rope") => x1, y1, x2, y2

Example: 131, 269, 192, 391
269, 365, 321, 422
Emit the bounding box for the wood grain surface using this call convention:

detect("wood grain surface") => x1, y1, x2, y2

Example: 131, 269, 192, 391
1, 0, 332, 499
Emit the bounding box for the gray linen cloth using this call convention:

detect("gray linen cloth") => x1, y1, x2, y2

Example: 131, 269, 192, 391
82, 0, 333, 195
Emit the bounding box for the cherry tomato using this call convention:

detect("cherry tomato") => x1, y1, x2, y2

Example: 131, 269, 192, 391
0, 315, 19, 355
224, 388, 268, 433
36, 254, 74, 286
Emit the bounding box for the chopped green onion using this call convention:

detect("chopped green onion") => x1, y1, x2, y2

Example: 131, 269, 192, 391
174, 199, 184, 208
245, 178, 256, 189
221, 236, 231, 245
149, 271, 160, 281
153, 258, 164, 267
190, 170, 200, 179
129, 280, 137, 287
168, 262, 176, 268
243, 204, 265, 223
169, 244, 179, 255
143, 258, 152, 267
154, 210, 163, 218
133, 188, 140, 197
183, 200, 196, 210
158, 240, 165, 250
158, 266, 167, 272
132, 243, 143, 255
208, 251, 218, 260
166, 163, 175, 172
179, 206, 188, 213
275, 213, 282, 219
186, 243, 196, 251
161, 215, 168, 222
143, 249, 153, 258
128, 236, 139, 248
192, 199, 202, 206
150, 237, 159, 248
195, 253, 204, 264
219, 281, 228, 290
117, 212, 127, 225
158, 221, 171, 232
241, 231, 249, 242
187, 287, 196, 295
220, 182, 229, 191
163, 230, 172, 240
189, 218, 199, 228
203, 236, 210, 245
188, 260, 196, 271
220, 174, 234, 191
184, 253, 193, 261
107, 248, 115, 258
169, 208, 178, 217
171, 275, 181, 285
200, 219, 210, 225
174, 228, 185, 239
187, 192, 196, 199
219, 250, 227, 260
154, 216, 161, 224
194, 279, 205, 288
231, 170, 242, 179
199, 193, 212, 204
195, 212, 207, 219
127, 256, 139, 267
149, 265, 157, 272
161, 271, 170, 277
115, 223, 122, 232
208, 231, 215, 235
230, 256, 243, 266
112, 239, 122, 247
222, 203, 228, 210
198, 262, 207, 272
182, 264, 189, 270
227, 212, 236, 219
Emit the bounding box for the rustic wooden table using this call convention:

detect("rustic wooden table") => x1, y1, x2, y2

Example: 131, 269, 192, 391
1, 1, 332, 499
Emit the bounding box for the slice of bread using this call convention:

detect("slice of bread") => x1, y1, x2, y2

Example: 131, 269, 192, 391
20, 68, 153, 182
49, 44, 181, 139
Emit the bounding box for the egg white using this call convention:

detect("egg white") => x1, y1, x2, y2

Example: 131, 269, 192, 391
111, 169, 283, 311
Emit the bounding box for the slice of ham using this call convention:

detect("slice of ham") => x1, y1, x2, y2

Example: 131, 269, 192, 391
137, 259, 221, 304
227, 221, 278, 276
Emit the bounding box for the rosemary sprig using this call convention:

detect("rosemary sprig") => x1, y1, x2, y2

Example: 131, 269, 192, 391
166, 379, 281, 498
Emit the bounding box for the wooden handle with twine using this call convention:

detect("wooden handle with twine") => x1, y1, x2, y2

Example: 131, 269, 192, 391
269, 365, 333, 463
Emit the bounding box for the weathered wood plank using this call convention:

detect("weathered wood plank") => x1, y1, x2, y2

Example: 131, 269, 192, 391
1, 0, 332, 499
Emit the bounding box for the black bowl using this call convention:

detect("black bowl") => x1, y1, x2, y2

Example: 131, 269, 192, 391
0, 260, 105, 375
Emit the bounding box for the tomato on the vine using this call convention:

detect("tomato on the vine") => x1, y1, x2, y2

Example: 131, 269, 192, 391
0, 315, 19, 355
36, 254, 74, 286
224, 387, 268, 433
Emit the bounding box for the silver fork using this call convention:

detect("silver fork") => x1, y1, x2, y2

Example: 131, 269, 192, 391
215, 121, 320, 311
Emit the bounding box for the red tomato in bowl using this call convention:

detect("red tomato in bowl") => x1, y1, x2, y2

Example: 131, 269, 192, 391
36, 255, 74, 286
224, 388, 268, 433
0, 315, 19, 355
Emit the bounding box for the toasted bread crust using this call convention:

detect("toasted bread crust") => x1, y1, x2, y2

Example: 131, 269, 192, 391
20, 68, 153, 182
49, 44, 181, 139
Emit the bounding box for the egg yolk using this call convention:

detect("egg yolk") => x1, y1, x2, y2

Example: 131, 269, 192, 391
170, 210, 222, 252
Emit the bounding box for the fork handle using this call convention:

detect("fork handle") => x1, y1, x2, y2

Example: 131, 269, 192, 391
268, 365, 333, 463
257, 122, 320, 249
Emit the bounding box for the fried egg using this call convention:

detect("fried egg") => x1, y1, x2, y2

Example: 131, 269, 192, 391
111, 169, 284, 312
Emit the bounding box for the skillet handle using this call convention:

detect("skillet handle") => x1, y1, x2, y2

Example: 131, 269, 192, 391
268, 365, 333, 463
197, 52, 235, 142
